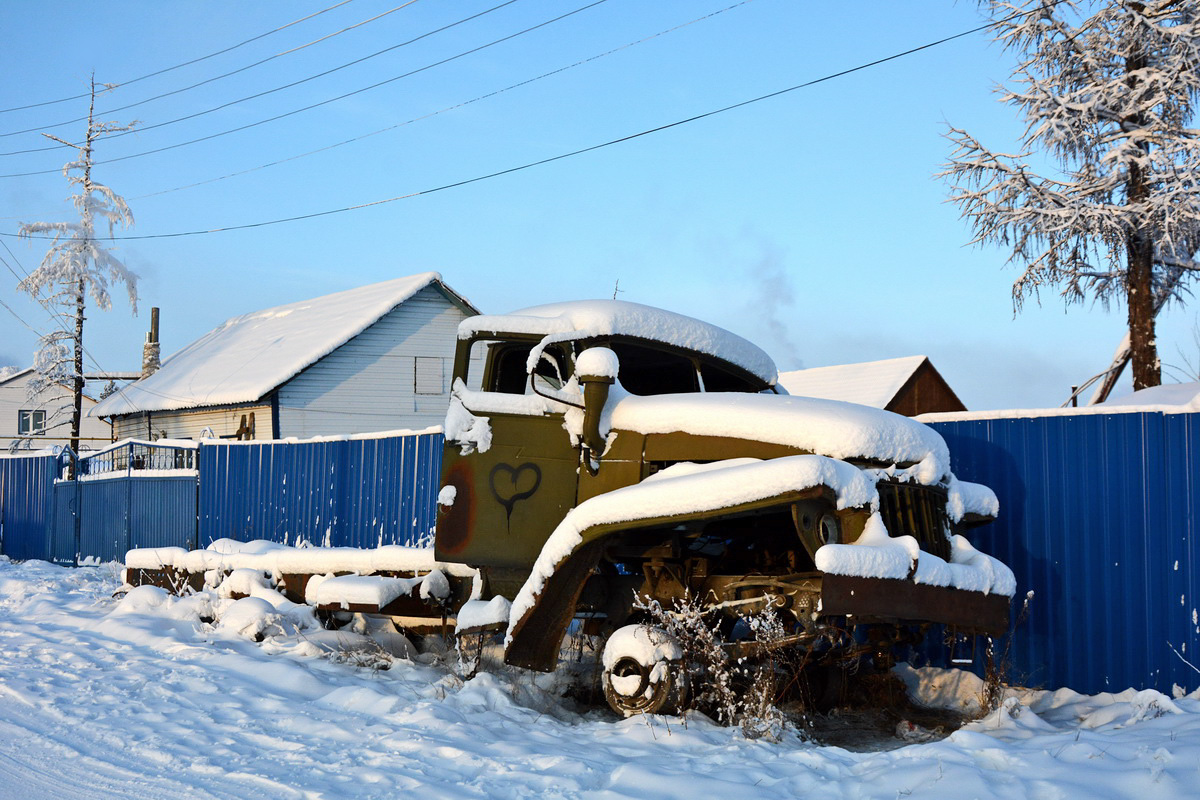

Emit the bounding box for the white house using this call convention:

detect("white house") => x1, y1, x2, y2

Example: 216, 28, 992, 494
0, 368, 113, 451
92, 272, 478, 440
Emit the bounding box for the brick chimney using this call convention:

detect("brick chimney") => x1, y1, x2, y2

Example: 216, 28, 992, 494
142, 307, 160, 379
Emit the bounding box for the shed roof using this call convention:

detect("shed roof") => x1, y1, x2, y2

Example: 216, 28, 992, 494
777, 356, 929, 408
93, 273, 476, 416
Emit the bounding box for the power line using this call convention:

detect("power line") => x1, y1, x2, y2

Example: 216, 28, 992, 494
0, 0, 604, 174
134, 0, 754, 200
0, 240, 111, 376
0, 1, 421, 141
0, 293, 45, 339
4, 0, 520, 152
0, 0, 359, 115
2, 13, 1014, 242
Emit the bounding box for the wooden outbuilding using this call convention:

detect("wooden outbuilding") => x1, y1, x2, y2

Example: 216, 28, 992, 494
777, 355, 966, 417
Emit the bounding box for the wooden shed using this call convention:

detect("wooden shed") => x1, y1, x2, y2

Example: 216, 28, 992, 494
92, 273, 478, 440
777, 355, 966, 417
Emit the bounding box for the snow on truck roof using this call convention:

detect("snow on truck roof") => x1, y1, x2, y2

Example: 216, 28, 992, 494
94, 273, 474, 417
458, 299, 779, 385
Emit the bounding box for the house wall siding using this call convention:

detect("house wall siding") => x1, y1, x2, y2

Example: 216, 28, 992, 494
0, 372, 112, 451
275, 285, 468, 438
112, 404, 273, 441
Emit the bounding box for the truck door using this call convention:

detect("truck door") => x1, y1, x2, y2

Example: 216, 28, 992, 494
436, 340, 580, 576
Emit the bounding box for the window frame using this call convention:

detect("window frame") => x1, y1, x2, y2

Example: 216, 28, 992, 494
18, 409, 46, 436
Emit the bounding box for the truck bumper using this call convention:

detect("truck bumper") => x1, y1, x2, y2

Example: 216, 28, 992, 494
820, 574, 1010, 636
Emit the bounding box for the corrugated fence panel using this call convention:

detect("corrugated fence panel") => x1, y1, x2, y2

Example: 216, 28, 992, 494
198, 432, 443, 550
127, 477, 198, 553
0, 454, 58, 561
930, 411, 1200, 695
78, 479, 129, 564
50, 481, 78, 565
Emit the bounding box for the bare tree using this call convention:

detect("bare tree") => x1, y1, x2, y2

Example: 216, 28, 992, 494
17, 77, 137, 454
942, 1, 1200, 391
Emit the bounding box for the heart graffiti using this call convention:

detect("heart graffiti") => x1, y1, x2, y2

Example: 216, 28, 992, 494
489, 462, 542, 527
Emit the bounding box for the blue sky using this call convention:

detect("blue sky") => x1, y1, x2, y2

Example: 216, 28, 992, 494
3, 0, 1196, 410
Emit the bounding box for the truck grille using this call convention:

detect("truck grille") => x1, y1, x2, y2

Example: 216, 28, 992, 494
876, 481, 951, 561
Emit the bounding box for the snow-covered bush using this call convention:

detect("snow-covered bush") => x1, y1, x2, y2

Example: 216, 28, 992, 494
634, 592, 800, 740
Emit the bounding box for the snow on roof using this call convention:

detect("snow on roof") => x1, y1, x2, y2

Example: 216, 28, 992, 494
777, 356, 928, 408
458, 299, 778, 385
0, 366, 30, 385
94, 273, 464, 416
920, 381, 1200, 423
1101, 381, 1200, 408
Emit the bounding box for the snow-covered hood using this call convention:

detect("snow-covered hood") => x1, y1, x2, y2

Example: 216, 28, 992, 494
607, 392, 951, 483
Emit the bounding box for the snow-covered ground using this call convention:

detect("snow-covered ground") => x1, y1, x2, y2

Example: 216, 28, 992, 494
1, 558, 1198, 800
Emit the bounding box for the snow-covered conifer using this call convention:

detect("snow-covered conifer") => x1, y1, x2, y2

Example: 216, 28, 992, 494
942, 0, 1200, 392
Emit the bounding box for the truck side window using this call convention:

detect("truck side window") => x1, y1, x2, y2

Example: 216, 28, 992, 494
488, 343, 571, 395
491, 346, 531, 394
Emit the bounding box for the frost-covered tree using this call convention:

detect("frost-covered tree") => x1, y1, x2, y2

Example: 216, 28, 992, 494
942, 0, 1200, 392
18, 78, 137, 453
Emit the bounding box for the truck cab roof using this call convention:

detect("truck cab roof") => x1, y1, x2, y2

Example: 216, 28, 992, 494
458, 300, 779, 389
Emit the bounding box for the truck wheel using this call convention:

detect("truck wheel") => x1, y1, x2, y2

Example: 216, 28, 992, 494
601, 624, 689, 717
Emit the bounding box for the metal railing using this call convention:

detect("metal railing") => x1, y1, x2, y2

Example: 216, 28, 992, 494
77, 440, 198, 477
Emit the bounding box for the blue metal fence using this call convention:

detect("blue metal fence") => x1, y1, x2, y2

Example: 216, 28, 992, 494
197, 432, 442, 549
0, 431, 442, 563
0, 453, 59, 561
928, 412, 1200, 696
0, 416, 1196, 695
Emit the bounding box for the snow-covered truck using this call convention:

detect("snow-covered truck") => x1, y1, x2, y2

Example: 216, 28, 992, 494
125, 299, 1014, 718
437, 300, 1014, 713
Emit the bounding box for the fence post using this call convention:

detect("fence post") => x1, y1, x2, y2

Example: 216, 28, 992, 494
61, 447, 81, 567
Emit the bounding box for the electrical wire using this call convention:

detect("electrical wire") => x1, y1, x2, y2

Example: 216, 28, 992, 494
0, 0, 358, 115
1, 0, 516, 149
0, 293, 45, 339
3, 0, 1072, 243
0, 1, 421, 141
0, 240, 112, 376
134, 0, 753, 200
0, 0, 604, 173
2, 11, 1020, 241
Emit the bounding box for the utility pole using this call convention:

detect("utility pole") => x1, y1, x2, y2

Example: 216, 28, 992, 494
26, 77, 137, 457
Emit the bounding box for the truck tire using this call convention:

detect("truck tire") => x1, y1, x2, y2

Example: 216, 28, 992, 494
601, 624, 689, 717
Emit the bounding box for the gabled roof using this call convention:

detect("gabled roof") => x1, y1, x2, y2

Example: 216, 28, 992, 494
0, 367, 34, 386
0, 367, 101, 402
459, 299, 778, 386
777, 356, 930, 409
94, 273, 476, 417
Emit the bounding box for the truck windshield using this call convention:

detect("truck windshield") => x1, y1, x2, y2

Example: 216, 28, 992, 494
469, 338, 764, 397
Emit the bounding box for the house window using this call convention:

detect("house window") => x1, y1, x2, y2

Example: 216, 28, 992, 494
414, 357, 445, 395
18, 410, 46, 436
